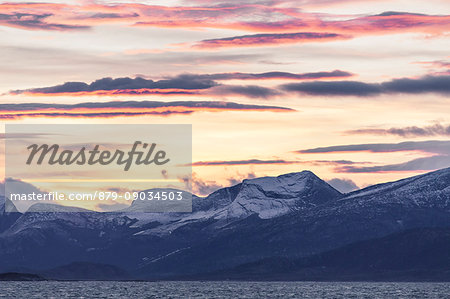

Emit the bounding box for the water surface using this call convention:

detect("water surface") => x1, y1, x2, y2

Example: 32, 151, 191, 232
0, 281, 449, 298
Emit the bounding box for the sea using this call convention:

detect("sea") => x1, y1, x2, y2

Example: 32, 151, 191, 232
0, 281, 449, 298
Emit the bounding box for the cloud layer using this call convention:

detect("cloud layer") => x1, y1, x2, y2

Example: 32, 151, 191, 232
1, 2, 448, 41
0, 11, 89, 31
298, 140, 450, 154
11, 76, 217, 95
346, 123, 450, 137
11, 74, 450, 98
193, 32, 349, 49
190, 159, 299, 166
337, 155, 450, 173
10, 71, 351, 98
299, 140, 450, 173
174, 70, 352, 81
281, 75, 450, 96
0, 100, 294, 120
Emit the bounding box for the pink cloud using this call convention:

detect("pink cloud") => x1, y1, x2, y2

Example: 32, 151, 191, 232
192, 32, 350, 49
1, 2, 448, 39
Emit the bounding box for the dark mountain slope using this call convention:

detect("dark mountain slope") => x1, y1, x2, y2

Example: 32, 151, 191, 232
189, 227, 450, 281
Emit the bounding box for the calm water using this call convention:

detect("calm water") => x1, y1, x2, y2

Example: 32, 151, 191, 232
0, 281, 449, 298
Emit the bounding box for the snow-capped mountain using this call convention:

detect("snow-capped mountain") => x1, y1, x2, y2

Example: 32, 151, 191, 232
0, 196, 20, 233
123, 171, 341, 236
344, 166, 450, 209
204, 171, 341, 219
0, 168, 449, 278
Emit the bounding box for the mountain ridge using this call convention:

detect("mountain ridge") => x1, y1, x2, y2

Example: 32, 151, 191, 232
0, 167, 449, 280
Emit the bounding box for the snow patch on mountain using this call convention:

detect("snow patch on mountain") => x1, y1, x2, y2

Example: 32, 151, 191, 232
132, 171, 342, 235
342, 167, 450, 210
221, 171, 341, 219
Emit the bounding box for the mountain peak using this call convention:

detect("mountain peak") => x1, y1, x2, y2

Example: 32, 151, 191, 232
239, 170, 339, 200
216, 170, 342, 219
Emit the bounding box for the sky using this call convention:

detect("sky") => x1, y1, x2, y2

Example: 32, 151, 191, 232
0, 0, 450, 205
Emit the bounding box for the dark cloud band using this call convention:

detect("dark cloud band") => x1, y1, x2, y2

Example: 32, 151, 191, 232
172, 70, 352, 81
11, 76, 218, 95
281, 75, 450, 96
346, 123, 450, 137
336, 155, 450, 173
11, 71, 352, 97
298, 140, 450, 155
0, 100, 294, 119
194, 32, 348, 48
190, 159, 299, 166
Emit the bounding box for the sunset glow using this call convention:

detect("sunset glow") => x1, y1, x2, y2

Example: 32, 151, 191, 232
1, 0, 450, 199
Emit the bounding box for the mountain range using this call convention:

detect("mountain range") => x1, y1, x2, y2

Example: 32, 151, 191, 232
0, 168, 449, 281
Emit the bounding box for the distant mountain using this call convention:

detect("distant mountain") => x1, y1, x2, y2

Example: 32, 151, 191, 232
41, 262, 130, 281
133, 168, 450, 278
202, 171, 342, 219
0, 203, 137, 271
127, 171, 342, 237
0, 272, 45, 281
0, 195, 19, 214
124, 188, 196, 213
188, 227, 450, 281
0, 196, 21, 233
0, 168, 449, 280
